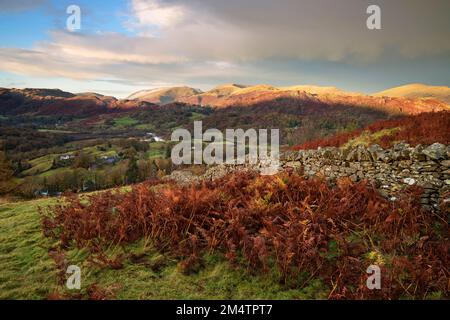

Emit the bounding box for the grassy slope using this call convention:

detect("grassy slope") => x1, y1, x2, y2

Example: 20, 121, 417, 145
0, 198, 58, 299
374, 83, 450, 104
22, 144, 119, 177
0, 197, 328, 300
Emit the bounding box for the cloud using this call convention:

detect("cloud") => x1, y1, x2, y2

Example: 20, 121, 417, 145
125, 0, 450, 61
0, 0, 449, 95
130, 0, 185, 29
0, 0, 49, 12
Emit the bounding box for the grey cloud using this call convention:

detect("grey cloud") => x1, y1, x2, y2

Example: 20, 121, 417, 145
0, 0, 449, 95
143, 0, 450, 61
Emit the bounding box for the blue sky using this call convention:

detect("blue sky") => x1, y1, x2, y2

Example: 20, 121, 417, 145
0, 0, 449, 98
0, 0, 132, 46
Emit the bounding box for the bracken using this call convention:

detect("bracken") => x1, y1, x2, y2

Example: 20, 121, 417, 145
41, 171, 449, 299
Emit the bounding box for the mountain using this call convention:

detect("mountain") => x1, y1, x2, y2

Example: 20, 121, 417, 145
374, 83, 450, 104
2, 83, 449, 118
127, 83, 449, 115
0, 88, 153, 116
0, 88, 76, 99
280, 85, 361, 96
126, 86, 202, 105
176, 84, 352, 107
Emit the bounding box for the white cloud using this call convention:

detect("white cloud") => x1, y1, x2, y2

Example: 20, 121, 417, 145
128, 0, 186, 34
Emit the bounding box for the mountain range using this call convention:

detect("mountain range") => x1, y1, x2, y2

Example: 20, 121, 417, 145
126, 83, 450, 114
0, 83, 449, 117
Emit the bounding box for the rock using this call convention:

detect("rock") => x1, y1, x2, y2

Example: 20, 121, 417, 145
284, 161, 301, 168
356, 145, 373, 162
411, 144, 427, 161
441, 160, 450, 168
320, 147, 339, 159
423, 143, 446, 160
367, 144, 385, 161
280, 151, 295, 162
164, 170, 201, 185
393, 142, 410, 151
345, 147, 358, 162
403, 178, 416, 186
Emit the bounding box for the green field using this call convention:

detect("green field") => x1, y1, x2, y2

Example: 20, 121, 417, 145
22, 144, 120, 177
113, 117, 139, 127
0, 195, 327, 300
145, 142, 166, 159
22, 154, 56, 176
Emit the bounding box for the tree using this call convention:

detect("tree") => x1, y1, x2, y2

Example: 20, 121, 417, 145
15, 176, 42, 199
165, 143, 173, 159
125, 157, 139, 184
73, 152, 92, 169
0, 151, 15, 194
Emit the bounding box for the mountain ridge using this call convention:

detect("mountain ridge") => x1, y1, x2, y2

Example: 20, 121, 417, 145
1, 83, 449, 117
374, 83, 450, 104
127, 83, 450, 114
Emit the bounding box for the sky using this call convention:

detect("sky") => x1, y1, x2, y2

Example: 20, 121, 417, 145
0, 0, 449, 98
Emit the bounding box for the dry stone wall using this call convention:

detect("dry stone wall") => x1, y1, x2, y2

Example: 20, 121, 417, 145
282, 143, 450, 211
166, 143, 450, 211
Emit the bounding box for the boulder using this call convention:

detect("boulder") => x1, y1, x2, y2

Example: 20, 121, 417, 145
367, 144, 385, 161
423, 143, 447, 160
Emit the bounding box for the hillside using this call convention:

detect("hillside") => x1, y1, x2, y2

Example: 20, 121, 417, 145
3, 84, 449, 118
292, 111, 450, 150
2, 167, 447, 299
126, 86, 203, 105
0, 88, 154, 116
374, 84, 450, 104
129, 83, 450, 115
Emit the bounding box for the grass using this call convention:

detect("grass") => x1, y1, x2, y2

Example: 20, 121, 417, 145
343, 128, 400, 148
0, 198, 59, 299
22, 145, 119, 177
0, 195, 328, 300
37, 129, 75, 134
134, 123, 156, 131
23, 154, 55, 176
190, 112, 206, 121
113, 117, 139, 128
145, 142, 167, 159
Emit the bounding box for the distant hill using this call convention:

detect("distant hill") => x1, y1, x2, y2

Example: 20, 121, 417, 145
127, 86, 203, 104
0, 87, 75, 99
374, 83, 450, 104
0, 88, 153, 116
127, 83, 449, 115
2, 83, 449, 118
